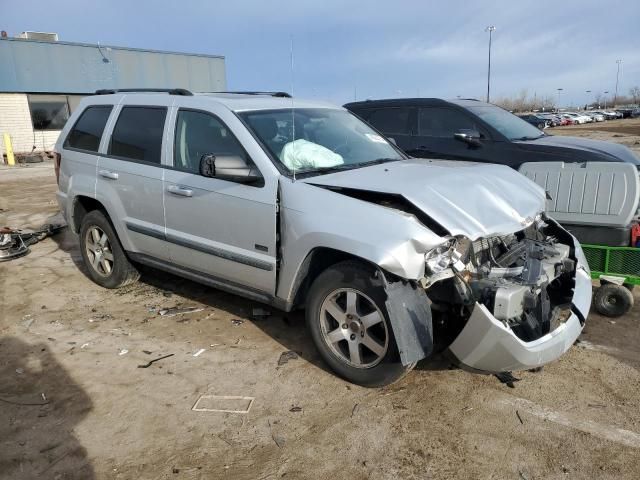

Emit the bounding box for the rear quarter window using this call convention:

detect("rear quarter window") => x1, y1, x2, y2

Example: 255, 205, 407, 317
64, 105, 113, 152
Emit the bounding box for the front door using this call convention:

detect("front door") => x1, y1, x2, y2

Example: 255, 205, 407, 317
409, 107, 496, 163
163, 108, 277, 294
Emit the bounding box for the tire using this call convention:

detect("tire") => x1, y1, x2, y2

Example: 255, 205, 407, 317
79, 210, 139, 289
305, 260, 415, 387
594, 283, 634, 317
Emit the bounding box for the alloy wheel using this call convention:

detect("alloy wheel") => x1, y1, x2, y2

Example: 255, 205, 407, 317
319, 288, 389, 368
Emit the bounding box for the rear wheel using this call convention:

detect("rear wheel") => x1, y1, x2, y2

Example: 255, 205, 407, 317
306, 261, 415, 387
594, 283, 634, 317
79, 210, 139, 289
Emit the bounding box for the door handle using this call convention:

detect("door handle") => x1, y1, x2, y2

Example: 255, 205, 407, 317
167, 185, 193, 197
99, 169, 119, 180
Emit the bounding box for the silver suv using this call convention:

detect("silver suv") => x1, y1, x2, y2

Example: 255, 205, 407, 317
55, 89, 592, 386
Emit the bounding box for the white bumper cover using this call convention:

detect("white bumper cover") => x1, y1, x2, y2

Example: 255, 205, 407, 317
448, 242, 592, 373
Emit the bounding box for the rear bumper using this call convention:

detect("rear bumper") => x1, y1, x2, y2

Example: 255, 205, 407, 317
448, 238, 592, 373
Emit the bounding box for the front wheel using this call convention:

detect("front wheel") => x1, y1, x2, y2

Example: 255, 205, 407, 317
306, 261, 415, 387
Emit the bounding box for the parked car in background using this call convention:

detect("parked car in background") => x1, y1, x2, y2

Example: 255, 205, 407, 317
585, 112, 605, 122
517, 114, 548, 129
54, 90, 593, 386
632, 107, 640, 118
537, 113, 560, 127
344, 98, 640, 170
564, 112, 591, 124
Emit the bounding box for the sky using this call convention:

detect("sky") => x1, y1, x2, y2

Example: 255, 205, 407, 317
2, 0, 639, 106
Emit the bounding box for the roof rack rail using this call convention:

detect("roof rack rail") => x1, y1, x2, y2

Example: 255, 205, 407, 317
94, 88, 193, 96
212, 91, 292, 98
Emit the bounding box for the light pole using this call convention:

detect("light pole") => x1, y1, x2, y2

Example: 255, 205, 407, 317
556, 88, 563, 111
604, 91, 609, 110
485, 26, 496, 103
614, 59, 622, 106
585, 90, 591, 109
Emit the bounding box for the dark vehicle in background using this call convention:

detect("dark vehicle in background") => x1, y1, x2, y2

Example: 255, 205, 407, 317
517, 114, 549, 129
344, 98, 640, 170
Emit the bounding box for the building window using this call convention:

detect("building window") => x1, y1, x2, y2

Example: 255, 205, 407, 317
27, 94, 71, 131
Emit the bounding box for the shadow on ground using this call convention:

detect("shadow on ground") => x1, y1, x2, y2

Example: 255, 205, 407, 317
0, 336, 95, 479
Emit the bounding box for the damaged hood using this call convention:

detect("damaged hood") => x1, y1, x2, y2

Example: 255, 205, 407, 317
302, 159, 545, 240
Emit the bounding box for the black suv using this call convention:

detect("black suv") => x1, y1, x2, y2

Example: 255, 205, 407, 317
344, 98, 639, 169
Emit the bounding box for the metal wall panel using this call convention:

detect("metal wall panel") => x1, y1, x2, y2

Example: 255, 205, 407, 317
0, 38, 226, 93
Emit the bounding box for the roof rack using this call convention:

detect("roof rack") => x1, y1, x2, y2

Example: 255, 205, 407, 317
94, 88, 193, 96
211, 91, 292, 98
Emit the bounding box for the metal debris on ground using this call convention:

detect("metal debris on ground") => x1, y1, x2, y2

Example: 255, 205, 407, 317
494, 371, 521, 388
0, 217, 66, 262
251, 307, 271, 319
277, 351, 299, 366
231, 319, 244, 326
193, 348, 206, 357
289, 406, 303, 413
138, 353, 175, 368
516, 410, 524, 424
158, 306, 204, 317
191, 395, 254, 413
118, 349, 129, 356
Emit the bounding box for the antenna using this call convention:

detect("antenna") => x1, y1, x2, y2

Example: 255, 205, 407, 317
290, 35, 296, 182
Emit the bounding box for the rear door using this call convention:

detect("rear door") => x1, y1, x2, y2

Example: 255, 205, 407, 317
163, 105, 278, 294
96, 100, 171, 259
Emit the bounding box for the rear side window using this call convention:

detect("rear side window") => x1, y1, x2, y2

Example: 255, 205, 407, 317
109, 106, 167, 163
418, 107, 478, 137
64, 105, 113, 152
365, 108, 411, 135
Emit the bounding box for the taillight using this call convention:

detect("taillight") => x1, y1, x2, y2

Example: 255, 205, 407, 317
54, 151, 61, 184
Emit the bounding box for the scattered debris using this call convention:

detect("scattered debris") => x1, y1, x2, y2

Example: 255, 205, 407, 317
516, 410, 524, 424
138, 353, 175, 369
192, 395, 254, 413
15, 368, 24, 375
158, 306, 204, 317
519, 470, 529, 480
80, 343, 90, 349
231, 319, 244, 326
193, 348, 206, 357
21, 315, 35, 329
268, 419, 285, 448
351, 403, 359, 417
588, 403, 606, 408
277, 351, 299, 366
494, 371, 521, 388
462, 406, 474, 413
251, 307, 271, 319
142, 350, 153, 355
289, 406, 303, 413
119, 349, 129, 356
0, 393, 49, 406
89, 313, 113, 323
0, 219, 66, 262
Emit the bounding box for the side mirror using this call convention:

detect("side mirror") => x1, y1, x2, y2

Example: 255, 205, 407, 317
453, 129, 482, 147
199, 154, 262, 184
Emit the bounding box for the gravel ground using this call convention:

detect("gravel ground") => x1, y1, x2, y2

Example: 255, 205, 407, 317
2, 124, 640, 480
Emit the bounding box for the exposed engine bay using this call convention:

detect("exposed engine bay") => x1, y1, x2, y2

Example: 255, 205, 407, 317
424, 216, 577, 343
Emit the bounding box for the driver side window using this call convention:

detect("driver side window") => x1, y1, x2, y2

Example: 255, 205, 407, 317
418, 107, 484, 138
174, 110, 248, 174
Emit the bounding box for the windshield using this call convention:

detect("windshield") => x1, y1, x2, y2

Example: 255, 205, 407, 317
240, 108, 404, 174
465, 104, 545, 140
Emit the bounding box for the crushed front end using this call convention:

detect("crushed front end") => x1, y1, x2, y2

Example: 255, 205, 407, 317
423, 215, 591, 373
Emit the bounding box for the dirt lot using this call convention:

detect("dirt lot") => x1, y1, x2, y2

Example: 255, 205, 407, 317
2, 125, 640, 480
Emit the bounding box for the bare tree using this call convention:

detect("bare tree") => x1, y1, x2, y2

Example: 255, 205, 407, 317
630, 86, 640, 104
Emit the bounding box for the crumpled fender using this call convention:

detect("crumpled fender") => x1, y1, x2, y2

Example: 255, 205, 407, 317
381, 272, 433, 366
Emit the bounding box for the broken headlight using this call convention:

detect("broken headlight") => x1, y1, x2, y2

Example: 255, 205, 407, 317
425, 240, 468, 275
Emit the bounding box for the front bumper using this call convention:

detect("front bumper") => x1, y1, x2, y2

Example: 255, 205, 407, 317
447, 238, 592, 373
